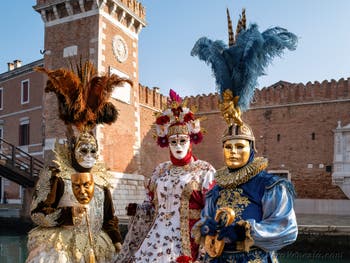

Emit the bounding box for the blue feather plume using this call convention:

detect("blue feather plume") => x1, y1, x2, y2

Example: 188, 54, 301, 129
191, 23, 297, 111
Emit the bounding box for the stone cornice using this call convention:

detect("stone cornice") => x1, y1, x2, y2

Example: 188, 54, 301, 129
33, 0, 146, 34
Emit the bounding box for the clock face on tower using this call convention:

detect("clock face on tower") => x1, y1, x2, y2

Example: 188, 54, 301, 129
112, 35, 128, 63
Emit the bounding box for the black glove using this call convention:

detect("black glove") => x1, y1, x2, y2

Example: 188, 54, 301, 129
126, 203, 138, 216
217, 223, 246, 242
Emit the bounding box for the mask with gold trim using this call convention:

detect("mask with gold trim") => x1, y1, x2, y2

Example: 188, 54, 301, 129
74, 131, 98, 169
154, 89, 203, 148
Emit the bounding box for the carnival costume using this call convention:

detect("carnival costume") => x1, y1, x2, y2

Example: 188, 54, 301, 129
26, 60, 131, 263
115, 90, 216, 263
191, 8, 298, 263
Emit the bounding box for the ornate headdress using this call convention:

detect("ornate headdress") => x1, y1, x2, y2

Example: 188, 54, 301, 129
154, 89, 203, 148
191, 8, 298, 149
36, 59, 132, 147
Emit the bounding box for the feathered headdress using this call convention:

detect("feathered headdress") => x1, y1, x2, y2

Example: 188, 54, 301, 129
36, 59, 132, 137
191, 8, 297, 128
154, 89, 203, 147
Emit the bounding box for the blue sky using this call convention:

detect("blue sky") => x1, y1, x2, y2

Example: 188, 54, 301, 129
2, 0, 350, 97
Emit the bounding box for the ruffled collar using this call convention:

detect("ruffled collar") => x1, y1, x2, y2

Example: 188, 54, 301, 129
215, 157, 268, 188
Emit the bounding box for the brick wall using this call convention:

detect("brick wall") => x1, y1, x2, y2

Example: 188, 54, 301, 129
137, 79, 350, 200
0, 61, 45, 202
42, 14, 100, 158
31, 0, 349, 208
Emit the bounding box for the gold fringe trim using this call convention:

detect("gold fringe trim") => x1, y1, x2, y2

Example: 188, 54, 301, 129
191, 220, 204, 245
180, 180, 199, 257
189, 209, 201, 220
216, 157, 268, 188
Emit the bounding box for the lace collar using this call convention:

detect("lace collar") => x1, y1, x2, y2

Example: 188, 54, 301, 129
215, 157, 268, 188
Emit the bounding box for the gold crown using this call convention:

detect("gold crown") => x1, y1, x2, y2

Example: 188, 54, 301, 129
219, 89, 256, 151
167, 124, 189, 137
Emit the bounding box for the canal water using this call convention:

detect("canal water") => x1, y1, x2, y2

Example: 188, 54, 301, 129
0, 233, 348, 263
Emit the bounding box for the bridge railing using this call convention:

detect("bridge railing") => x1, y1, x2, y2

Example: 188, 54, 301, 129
0, 138, 44, 178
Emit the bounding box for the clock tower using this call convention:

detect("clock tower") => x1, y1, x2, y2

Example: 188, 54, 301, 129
34, 0, 146, 174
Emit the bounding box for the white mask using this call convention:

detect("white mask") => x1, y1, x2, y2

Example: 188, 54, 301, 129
74, 141, 98, 169
169, 134, 190, 160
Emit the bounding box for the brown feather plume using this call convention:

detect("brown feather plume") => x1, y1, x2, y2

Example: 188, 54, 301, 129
35, 60, 132, 132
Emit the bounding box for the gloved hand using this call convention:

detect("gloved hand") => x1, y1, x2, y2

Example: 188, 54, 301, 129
200, 218, 218, 236
126, 203, 138, 216
217, 223, 246, 242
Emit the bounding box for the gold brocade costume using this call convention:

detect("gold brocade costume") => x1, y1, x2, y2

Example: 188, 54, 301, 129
26, 143, 121, 263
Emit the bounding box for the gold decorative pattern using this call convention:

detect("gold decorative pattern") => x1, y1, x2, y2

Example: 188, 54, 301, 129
180, 179, 198, 257
27, 226, 115, 262
217, 188, 250, 221
188, 209, 201, 220
215, 157, 268, 188
191, 220, 204, 245
53, 141, 111, 188
134, 160, 212, 261
30, 167, 54, 212
31, 209, 61, 227
167, 125, 189, 136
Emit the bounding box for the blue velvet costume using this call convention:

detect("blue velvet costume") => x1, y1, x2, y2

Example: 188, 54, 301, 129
190, 7, 299, 262
197, 156, 298, 263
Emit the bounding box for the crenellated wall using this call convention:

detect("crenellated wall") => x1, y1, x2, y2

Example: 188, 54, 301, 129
119, 0, 146, 20
253, 79, 350, 107
182, 78, 350, 111
186, 93, 219, 112
139, 84, 167, 109
137, 78, 350, 200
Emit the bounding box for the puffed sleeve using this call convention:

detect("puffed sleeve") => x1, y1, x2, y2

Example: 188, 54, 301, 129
30, 167, 74, 227
247, 182, 298, 251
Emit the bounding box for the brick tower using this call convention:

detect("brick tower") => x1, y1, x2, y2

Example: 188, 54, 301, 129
33, 0, 146, 174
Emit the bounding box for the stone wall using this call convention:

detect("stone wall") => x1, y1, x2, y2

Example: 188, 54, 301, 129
109, 172, 145, 217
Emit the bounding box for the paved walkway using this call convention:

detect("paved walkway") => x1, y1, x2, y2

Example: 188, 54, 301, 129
296, 213, 350, 235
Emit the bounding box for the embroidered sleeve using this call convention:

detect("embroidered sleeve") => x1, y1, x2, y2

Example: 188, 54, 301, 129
30, 168, 73, 227
247, 182, 298, 251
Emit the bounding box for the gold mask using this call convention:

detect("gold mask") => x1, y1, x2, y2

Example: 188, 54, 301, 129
71, 173, 95, 204
223, 139, 250, 169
